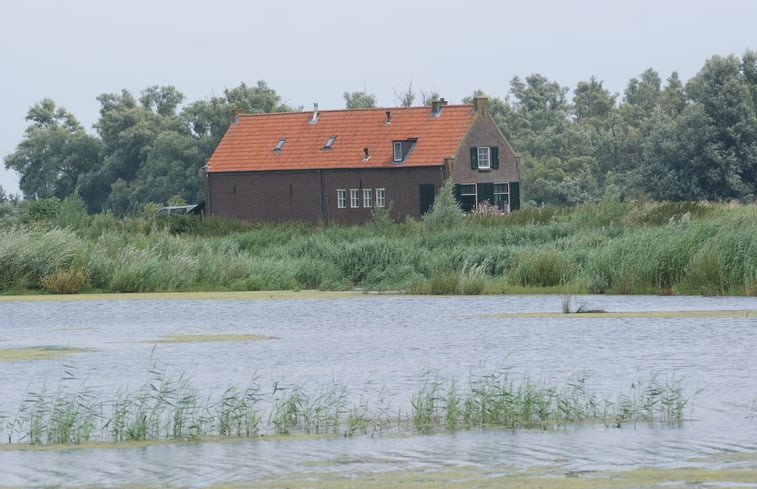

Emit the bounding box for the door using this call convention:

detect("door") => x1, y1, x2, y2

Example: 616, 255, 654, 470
419, 184, 435, 215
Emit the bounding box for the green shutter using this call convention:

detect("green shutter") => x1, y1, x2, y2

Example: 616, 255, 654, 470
477, 183, 494, 207
491, 146, 499, 169
510, 182, 520, 210
470, 147, 478, 169
453, 184, 463, 205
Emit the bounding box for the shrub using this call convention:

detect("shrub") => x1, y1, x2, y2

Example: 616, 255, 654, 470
511, 248, 574, 287
423, 180, 463, 231
40, 268, 90, 294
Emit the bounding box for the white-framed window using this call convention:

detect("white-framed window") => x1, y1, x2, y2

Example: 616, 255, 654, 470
375, 188, 385, 208
350, 189, 360, 208
459, 183, 477, 212
477, 146, 490, 169
393, 141, 403, 162
363, 188, 372, 208
337, 189, 346, 209
494, 182, 510, 212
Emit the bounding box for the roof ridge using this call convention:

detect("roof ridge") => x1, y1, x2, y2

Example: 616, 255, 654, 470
236, 104, 474, 118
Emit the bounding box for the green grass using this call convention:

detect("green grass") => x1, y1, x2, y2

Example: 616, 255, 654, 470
2, 366, 692, 445
1, 200, 755, 296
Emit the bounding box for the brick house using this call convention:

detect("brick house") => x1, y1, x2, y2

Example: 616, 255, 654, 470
204, 97, 520, 224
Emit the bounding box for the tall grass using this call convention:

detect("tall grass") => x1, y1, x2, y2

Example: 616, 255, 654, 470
2, 367, 692, 445
1, 201, 755, 296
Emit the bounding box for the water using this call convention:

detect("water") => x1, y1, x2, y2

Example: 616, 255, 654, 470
1, 294, 756, 487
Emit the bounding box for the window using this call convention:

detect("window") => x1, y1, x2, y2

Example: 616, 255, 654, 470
459, 183, 477, 212
363, 188, 372, 208
337, 189, 346, 209
323, 135, 336, 149
471, 146, 498, 170
375, 188, 385, 208
350, 189, 360, 208
274, 138, 286, 151
477, 146, 490, 169
393, 141, 402, 162
494, 182, 510, 212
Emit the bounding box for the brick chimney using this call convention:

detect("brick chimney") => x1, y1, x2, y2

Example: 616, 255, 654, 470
473, 97, 489, 115
431, 97, 448, 117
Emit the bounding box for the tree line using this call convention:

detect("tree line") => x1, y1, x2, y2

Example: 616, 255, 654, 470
3, 50, 756, 214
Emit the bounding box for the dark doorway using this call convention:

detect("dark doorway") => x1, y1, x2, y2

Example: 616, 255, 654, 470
419, 184, 435, 215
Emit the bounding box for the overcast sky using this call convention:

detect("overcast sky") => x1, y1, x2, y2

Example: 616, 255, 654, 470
1, 0, 755, 196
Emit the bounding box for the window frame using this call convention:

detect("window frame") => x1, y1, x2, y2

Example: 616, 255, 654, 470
375, 188, 385, 208
323, 135, 336, 149
493, 182, 510, 212
336, 189, 346, 209
393, 141, 403, 162
459, 183, 477, 213
477, 146, 490, 169
350, 189, 360, 208
363, 188, 372, 208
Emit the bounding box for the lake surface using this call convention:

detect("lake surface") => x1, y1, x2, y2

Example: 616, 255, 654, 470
1, 294, 756, 487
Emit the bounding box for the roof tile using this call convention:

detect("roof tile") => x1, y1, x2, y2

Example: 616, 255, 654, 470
207, 104, 476, 172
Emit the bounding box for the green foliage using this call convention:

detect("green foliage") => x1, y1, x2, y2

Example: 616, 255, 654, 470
423, 179, 463, 231
1, 201, 755, 296
343, 90, 377, 109
512, 248, 575, 287
5, 366, 689, 445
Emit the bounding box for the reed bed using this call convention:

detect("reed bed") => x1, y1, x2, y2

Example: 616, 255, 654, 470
1, 200, 755, 296
2, 366, 691, 446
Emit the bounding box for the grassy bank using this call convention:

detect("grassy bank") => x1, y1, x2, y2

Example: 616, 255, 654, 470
1, 199, 755, 296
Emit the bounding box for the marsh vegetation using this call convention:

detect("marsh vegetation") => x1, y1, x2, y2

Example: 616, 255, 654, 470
1, 198, 755, 297
2, 364, 690, 446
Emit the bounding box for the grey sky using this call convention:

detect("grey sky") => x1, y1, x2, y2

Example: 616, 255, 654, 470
1, 0, 755, 196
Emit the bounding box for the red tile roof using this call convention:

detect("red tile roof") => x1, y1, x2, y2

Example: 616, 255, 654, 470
207, 104, 476, 172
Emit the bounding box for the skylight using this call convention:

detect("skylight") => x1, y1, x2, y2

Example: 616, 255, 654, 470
274, 138, 286, 151
323, 135, 336, 149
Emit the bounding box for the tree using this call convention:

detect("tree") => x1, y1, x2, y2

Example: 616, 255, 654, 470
139, 85, 185, 116
224, 81, 293, 114
523, 156, 599, 206
393, 82, 416, 107
573, 77, 616, 123
344, 90, 377, 109
641, 52, 757, 201
4, 99, 101, 200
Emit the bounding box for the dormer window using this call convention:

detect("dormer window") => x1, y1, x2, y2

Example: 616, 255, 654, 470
273, 138, 286, 151
323, 135, 336, 149
392, 139, 416, 163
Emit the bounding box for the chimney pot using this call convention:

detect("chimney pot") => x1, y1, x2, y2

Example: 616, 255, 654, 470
310, 103, 319, 124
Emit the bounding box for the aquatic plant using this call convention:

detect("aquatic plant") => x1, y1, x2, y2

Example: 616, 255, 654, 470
2, 367, 693, 446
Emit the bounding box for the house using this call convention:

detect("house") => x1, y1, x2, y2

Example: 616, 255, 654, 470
204, 97, 520, 224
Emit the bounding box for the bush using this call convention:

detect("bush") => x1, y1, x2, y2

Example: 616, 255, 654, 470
511, 249, 574, 287
423, 180, 463, 231
40, 268, 90, 294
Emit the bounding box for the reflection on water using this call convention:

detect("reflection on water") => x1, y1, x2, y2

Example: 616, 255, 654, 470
1, 294, 757, 487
